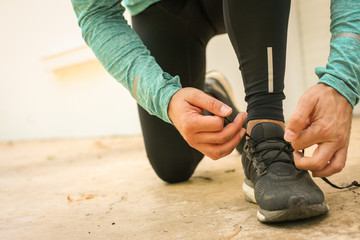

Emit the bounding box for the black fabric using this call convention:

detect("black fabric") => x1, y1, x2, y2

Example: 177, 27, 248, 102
223, 0, 291, 122
131, 0, 290, 183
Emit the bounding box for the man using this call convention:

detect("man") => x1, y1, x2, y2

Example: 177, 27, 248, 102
71, 0, 359, 222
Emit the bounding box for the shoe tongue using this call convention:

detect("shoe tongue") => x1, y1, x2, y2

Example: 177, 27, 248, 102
250, 122, 284, 141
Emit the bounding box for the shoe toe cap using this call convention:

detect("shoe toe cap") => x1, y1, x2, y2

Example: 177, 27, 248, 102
255, 174, 325, 211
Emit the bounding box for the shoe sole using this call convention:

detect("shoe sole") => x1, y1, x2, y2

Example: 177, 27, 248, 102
205, 71, 240, 111
242, 179, 329, 223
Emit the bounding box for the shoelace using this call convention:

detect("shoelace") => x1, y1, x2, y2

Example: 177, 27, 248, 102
245, 132, 294, 173
300, 149, 360, 189
225, 117, 360, 190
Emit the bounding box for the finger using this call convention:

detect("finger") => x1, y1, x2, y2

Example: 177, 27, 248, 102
186, 88, 232, 117
293, 150, 303, 162
210, 128, 245, 160
290, 124, 325, 150
198, 128, 246, 160
294, 142, 337, 171
284, 94, 317, 142
312, 146, 347, 177
188, 114, 225, 132
193, 113, 246, 144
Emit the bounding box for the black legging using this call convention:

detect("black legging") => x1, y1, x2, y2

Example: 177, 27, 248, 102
132, 0, 291, 183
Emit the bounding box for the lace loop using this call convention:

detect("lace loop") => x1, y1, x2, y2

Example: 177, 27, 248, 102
321, 177, 360, 189
245, 132, 294, 175
227, 117, 360, 190
301, 149, 360, 190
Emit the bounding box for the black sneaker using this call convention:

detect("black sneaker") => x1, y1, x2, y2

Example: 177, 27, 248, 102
204, 71, 245, 153
242, 122, 329, 222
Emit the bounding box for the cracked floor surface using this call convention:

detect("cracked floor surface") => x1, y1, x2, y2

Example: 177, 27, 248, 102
1, 118, 360, 240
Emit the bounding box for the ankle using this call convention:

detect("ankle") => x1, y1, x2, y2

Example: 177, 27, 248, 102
247, 119, 285, 135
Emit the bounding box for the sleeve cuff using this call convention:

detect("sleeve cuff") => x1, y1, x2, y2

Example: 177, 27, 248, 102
316, 70, 357, 108
135, 72, 182, 124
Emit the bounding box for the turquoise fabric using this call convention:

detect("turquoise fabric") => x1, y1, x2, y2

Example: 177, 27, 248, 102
71, 0, 181, 124
316, 0, 360, 107
71, 0, 360, 125
123, 0, 162, 16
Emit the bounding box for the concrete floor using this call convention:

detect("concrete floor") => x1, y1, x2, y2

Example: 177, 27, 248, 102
1, 119, 360, 240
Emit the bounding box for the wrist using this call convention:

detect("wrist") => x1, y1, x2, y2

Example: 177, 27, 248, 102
317, 74, 357, 108
318, 83, 353, 109
167, 89, 179, 124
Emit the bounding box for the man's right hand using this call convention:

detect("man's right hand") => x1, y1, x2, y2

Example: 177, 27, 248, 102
168, 87, 247, 160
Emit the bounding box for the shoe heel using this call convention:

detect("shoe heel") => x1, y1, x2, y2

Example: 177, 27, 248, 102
242, 179, 257, 204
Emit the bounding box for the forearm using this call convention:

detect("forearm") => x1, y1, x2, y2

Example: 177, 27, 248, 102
315, 0, 360, 107
71, 0, 181, 123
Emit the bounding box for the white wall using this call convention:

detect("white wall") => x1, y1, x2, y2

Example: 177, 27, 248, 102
296, 0, 360, 114
296, 0, 331, 88
0, 0, 140, 141
0, 0, 341, 141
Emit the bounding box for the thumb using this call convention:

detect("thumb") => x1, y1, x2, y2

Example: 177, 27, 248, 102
285, 94, 317, 142
187, 88, 232, 117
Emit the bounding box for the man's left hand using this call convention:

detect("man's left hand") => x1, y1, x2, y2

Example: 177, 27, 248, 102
284, 83, 353, 177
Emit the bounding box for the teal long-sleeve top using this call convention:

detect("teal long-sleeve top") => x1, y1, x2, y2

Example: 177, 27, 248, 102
71, 0, 360, 124
71, 0, 182, 124
316, 0, 360, 107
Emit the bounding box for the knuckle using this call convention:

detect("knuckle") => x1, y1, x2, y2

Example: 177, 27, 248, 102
215, 120, 224, 131
207, 98, 218, 112
312, 161, 325, 171
291, 142, 300, 151
336, 133, 346, 143
209, 154, 219, 160
212, 149, 224, 159
294, 160, 304, 169
292, 116, 307, 127
182, 122, 194, 134
332, 166, 342, 174
214, 146, 233, 159
217, 134, 229, 144
188, 89, 198, 99
319, 124, 331, 136
333, 161, 345, 173
212, 150, 221, 158
185, 139, 195, 148
224, 149, 233, 157
184, 135, 194, 145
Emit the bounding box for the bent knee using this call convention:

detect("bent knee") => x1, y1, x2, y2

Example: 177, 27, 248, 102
157, 170, 193, 183
148, 156, 202, 183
